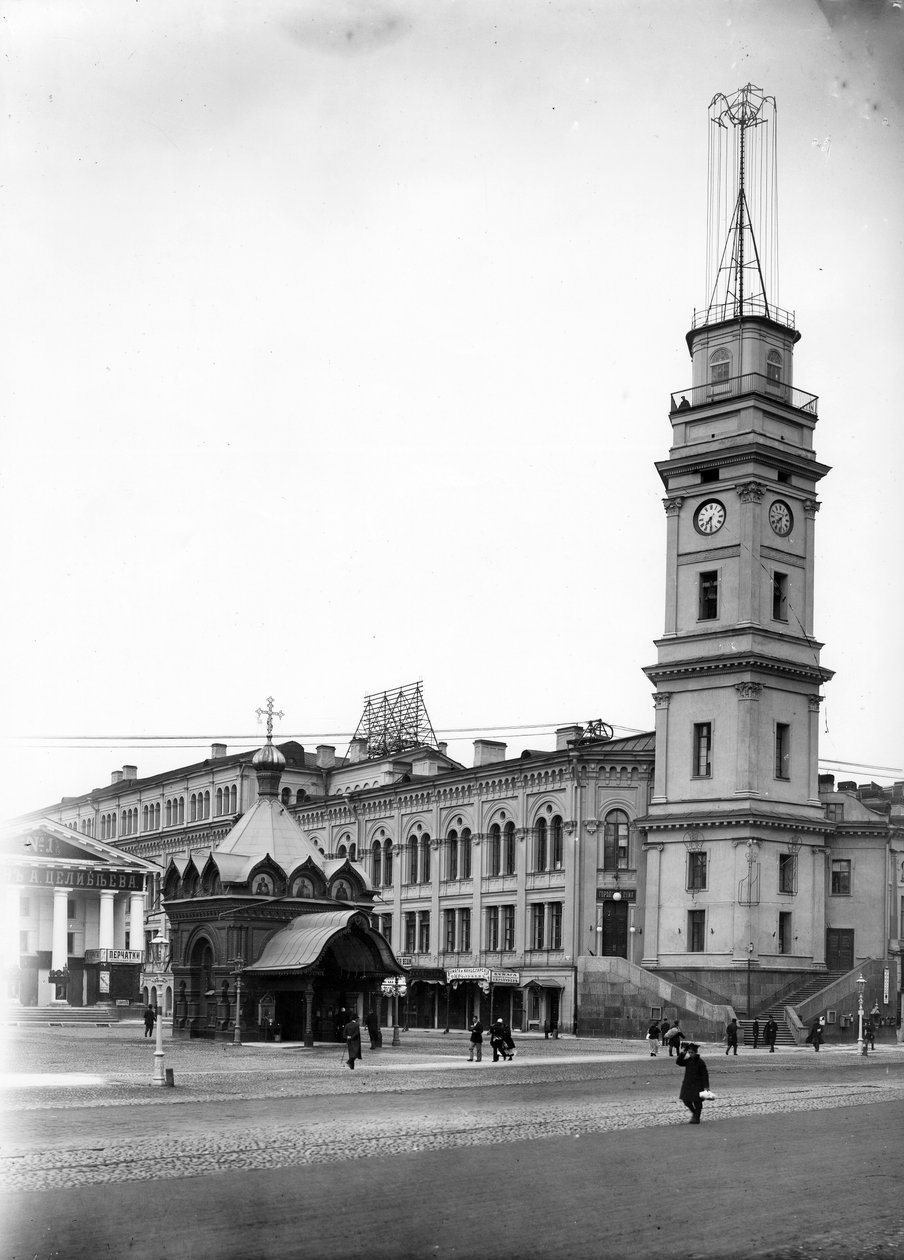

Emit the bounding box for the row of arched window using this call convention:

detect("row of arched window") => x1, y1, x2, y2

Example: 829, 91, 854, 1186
710, 347, 783, 383
367, 817, 567, 888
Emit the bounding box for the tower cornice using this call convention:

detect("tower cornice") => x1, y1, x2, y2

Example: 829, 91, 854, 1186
644, 650, 834, 687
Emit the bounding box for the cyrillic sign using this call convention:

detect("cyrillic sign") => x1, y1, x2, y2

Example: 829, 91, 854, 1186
6, 867, 144, 890
445, 967, 521, 986
84, 949, 143, 965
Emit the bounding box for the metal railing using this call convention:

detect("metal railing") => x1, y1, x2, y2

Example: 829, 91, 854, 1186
691, 298, 796, 330
670, 371, 818, 417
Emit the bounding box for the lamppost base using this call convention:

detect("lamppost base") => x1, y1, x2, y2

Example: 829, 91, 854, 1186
151, 1053, 166, 1086
391, 1025, 401, 1047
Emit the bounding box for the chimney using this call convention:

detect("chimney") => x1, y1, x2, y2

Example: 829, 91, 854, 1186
122, 765, 138, 781
211, 743, 227, 759
818, 773, 835, 791
437, 742, 448, 757
556, 725, 583, 750
316, 745, 336, 769
346, 738, 369, 764
111, 770, 124, 785
473, 739, 506, 767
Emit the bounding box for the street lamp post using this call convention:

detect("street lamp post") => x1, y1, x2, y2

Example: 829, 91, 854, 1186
231, 957, 245, 1047
150, 933, 169, 1086
857, 973, 867, 1057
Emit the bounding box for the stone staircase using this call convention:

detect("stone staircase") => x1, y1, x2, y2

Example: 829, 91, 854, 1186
3, 1005, 127, 1027
739, 971, 848, 1046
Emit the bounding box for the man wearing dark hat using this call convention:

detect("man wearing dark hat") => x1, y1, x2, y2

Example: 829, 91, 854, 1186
676, 1042, 710, 1124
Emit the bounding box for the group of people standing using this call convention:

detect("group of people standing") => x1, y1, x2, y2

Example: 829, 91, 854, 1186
467, 1018, 515, 1062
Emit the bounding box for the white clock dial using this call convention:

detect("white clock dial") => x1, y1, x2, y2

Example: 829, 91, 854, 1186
769, 500, 793, 536
695, 500, 726, 535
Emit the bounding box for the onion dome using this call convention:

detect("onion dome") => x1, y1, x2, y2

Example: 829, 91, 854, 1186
252, 740, 285, 798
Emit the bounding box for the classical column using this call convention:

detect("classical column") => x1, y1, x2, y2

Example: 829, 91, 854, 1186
736, 481, 765, 624
661, 497, 683, 637
51, 887, 69, 974
811, 847, 827, 966
641, 842, 663, 965
128, 891, 146, 952
802, 499, 820, 637
651, 693, 671, 803
734, 682, 762, 796
98, 889, 116, 950
807, 695, 822, 804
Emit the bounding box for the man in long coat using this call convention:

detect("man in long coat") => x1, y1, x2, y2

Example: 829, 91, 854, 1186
344, 1014, 363, 1070
676, 1042, 710, 1124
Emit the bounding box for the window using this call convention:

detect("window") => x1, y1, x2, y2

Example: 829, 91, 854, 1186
379, 913, 392, 940
420, 836, 431, 884
535, 817, 548, 872
67, 898, 76, 918
699, 571, 719, 621
688, 909, 706, 952
19, 931, 29, 954
710, 348, 730, 383
403, 912, 417, 953
549, 902, 563, 950
502, 905, 515, 951
459, 908, 471, 953
772, 572, 788, 621
603, 810, 629, 870
485, 906, 499, 951
775, 723, 791, 780
444, 909, 456, 952
766, 350, 783, 382
687, 851, 707, 891
700, 468, 720, 484
407, 838, 418, 884
447, 831, 458, 880
831, 859, 851, 895
778, 911, 792, 955
550, 816, 563, 870
460, 829, 472, 879
371, 841, 382, 887
531, 903, 546, 950
67, 932, 75, 955
504, 821, 517, 874
693, 723, 712, 778
779, 853, 797, 894
825, 803, 845, 822
383, 840, 393, 886
489, 823, 502, 876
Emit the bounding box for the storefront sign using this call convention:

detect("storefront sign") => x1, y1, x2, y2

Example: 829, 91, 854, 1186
85, 949, 143, 965
595, 888, 636, 901
381, 977, 407, 995
446, 966, 521, 986
7, 866, 145, 890
397, 955, 414, 968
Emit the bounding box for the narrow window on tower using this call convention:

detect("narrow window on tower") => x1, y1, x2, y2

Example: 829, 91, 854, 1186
710, 348, 731, 383
698, 571, 719, 621
831, 859, 851, 896
772, 572, 789, 621
779, 852, 797, 894
687, 851, 708, 891
767, 350, 783, 382
774, 723, 791, 780
693, 722, 712, 778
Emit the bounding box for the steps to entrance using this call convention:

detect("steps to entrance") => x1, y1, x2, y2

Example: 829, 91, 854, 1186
3, 1005, 126, 1027
738, 1016, 795, 1046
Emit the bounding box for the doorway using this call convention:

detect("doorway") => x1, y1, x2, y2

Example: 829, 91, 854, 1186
601, 900, 629, 957
826, 928, 854, 972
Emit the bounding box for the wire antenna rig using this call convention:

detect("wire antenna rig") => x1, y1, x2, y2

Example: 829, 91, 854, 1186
704, 84, 783, 328
351, 681, 438, 759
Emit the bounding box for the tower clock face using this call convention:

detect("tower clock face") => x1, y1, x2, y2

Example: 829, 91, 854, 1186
769, 500, 793, 536
695, 500, 726, 535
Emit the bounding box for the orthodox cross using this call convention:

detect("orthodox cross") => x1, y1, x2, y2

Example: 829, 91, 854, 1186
256, 696, 284, 743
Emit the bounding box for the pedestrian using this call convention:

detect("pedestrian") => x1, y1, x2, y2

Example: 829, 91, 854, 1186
725, 1017, 739, 1055
805, 1019, 823, 1051
502, 1021, 516, 1060
764, 1016, 778, 1052
864, 1018, 876, 1050
364, 1008, 381, 1050
344, 1013, 362, 1070
143, 1006, 155, 1038
646, 1019, 661, 1056
660, 1018, 670, 1048
752, 1018, 760, 1050
663, 1020, 683, 1056
490, 1018, 513, 1062
468, 1017, 483, 1062
676, 1042, 710, 1124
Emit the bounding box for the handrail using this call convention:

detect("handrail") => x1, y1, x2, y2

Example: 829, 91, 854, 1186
671, 372, 818, 417
692, 298, 796, 330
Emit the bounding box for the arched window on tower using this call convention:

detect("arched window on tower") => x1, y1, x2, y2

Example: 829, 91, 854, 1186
767, 349, 783, 382
603, 810, 630, 871
710, 348, 731, 384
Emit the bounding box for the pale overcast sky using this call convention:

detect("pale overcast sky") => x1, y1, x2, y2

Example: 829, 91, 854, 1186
1, 0, 902, 817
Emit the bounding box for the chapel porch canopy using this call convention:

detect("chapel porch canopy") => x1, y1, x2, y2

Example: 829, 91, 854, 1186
245, 909, 404, 977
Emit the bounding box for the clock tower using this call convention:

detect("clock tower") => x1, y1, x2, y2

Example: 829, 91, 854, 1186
640, 86, 833, 1009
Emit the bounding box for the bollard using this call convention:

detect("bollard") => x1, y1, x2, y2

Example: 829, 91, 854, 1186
165, 1068, 175, 1087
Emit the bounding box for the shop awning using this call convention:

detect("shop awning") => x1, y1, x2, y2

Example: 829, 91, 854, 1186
524, 978, 563, 989
245, 909, 404, 976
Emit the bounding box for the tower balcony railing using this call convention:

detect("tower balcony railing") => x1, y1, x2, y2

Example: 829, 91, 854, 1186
670, 372, 818, 417
691, 297, 796, 330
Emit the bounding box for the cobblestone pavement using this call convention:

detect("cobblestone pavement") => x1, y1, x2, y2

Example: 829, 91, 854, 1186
2, 1023, 903, 1193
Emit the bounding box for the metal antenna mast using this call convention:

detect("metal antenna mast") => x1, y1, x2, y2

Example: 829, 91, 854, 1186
352, 681, 438, 759
705, 84, 778, 325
